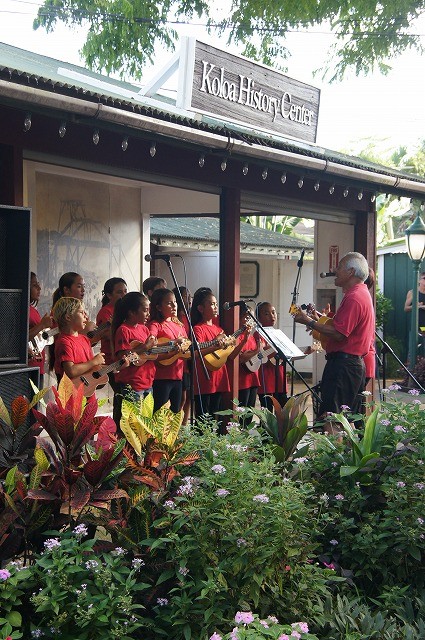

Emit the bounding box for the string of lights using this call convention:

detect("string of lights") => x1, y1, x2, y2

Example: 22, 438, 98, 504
21, 110, 422, 206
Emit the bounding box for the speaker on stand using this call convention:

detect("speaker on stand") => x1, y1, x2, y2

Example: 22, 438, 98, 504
0, 205, 31, 369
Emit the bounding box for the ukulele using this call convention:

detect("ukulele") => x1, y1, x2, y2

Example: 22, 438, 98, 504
289, 302, 333, 350
32, 321, 111, 353
245, 344, 277, 372
157, 327, 249, 370
74, 340, 179, 397
155, 337, 192, 366
203, 326, 250, 371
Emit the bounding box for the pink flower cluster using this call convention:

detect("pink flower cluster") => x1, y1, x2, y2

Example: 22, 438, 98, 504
235, 611, 255, 625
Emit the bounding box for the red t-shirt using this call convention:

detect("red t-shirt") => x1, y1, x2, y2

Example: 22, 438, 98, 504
326, 283, 375, 356
193, 323, 230, 395
258, 359, 287, 395
96, 302, 114, 364
238, 333, 260, 390
114, 322, 155, 391
363, 341, 376, 378
28, 305, 45, 374
54, 333, 94, 377
148, 318, 188, 381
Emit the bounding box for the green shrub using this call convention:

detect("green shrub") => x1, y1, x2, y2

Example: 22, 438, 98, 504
138, 423, 337, 639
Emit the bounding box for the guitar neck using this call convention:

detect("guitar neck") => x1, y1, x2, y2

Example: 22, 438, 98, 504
41, 327, 59, 340
199, 326, 245, 350
86, 321, 111, 339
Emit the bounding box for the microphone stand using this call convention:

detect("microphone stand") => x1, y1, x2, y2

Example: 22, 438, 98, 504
375, 330, 425, 393
242, 303, 321, 408
156, 256, 210, 425
290, 249, 305, 396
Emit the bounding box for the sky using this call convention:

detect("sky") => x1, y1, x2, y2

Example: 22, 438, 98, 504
1, 0, 425, 158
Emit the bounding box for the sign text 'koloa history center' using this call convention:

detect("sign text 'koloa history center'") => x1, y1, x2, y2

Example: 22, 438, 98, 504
188, 41, 320, 143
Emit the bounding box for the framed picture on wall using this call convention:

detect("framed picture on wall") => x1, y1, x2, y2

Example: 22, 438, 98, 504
240, 261, 259, 298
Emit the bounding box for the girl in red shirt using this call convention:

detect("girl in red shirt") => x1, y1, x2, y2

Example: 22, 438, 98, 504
190, 289, 247, 418
148, 288, 189, 413
173, 286, 193, 423
96, 277, 128, 392
28, 272, 53, 387
256, 301, 288, 410
237, 306, 260, 408
111, 292, 157, 426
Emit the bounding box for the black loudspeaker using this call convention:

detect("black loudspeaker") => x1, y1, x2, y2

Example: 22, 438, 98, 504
0, 367, 40, 426
0, 205, 31, 368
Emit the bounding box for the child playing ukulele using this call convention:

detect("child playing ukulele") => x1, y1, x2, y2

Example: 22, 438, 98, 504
96, 277, 128, 392
28, 272, 53, 387
148, 288, 189, 413
190, 288, 248, 418
52, 297, 105, 386
111, 292, 157, 426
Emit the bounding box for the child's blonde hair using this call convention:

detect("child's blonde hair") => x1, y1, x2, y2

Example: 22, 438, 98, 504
52, 297, 83, 329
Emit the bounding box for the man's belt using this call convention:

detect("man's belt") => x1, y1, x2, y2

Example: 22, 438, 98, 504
325, 352, 362, 361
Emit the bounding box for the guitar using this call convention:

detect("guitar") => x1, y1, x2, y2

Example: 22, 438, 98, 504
289, 302, 333, 350
74, 340, 179, 397
32, 321, 111, 353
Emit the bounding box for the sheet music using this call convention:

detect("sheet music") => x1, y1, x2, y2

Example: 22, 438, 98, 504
260, 327, 306, 360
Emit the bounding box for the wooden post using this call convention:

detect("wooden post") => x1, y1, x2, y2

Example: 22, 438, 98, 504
0, 144, 23, 206
219, 187, 241, 409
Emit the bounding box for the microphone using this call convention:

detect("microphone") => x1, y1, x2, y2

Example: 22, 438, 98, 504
320, 271, 336, 278
297, 248, 305, 268
144, 253, 181, 262
223, 299, 254, 310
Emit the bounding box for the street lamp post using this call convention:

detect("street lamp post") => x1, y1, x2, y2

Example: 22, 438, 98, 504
405, 211, 425, 371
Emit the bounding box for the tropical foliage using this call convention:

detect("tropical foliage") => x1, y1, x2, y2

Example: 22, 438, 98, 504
33, 0, 425, 81
1, 384, 425, 639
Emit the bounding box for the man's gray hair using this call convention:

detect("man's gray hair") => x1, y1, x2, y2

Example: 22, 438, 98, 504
343, 252, 369, 281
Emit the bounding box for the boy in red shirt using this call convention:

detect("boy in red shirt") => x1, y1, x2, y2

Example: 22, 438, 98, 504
52, 297, 105, 385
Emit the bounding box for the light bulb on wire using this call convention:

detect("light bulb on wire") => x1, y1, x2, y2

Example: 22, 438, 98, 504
23, 113, 32, 132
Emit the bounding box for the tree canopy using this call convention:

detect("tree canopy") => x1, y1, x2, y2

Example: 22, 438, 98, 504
34, 0, 425, 82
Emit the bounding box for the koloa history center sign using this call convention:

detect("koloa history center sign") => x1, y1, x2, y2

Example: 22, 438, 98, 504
187, 40, 320, 143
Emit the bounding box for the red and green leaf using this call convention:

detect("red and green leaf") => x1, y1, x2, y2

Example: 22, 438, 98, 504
10, 396, 30, 428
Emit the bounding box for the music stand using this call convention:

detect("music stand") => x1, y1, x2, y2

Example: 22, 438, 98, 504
253, 325, 321, 405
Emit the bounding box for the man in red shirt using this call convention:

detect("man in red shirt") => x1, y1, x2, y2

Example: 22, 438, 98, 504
294, 252, 375, 423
